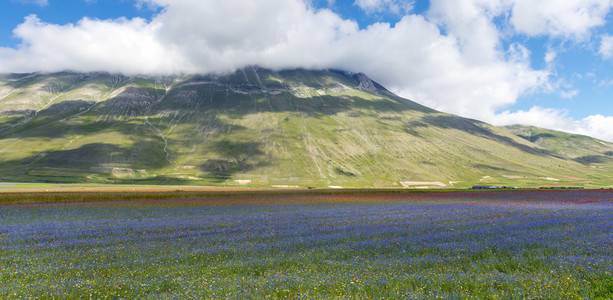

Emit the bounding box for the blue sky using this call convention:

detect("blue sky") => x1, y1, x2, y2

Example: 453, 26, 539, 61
1, 0, 612, 141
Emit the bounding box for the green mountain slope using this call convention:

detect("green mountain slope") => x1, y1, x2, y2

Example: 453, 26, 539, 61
503, 124, 613, 167
0, 69, 611, 188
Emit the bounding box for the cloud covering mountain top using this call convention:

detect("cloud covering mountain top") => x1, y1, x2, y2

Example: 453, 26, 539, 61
1, 0, 612, 141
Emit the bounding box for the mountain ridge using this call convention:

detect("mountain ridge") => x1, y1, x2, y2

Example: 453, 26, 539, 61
502, 124, 613, 166
1, 68, 611, 188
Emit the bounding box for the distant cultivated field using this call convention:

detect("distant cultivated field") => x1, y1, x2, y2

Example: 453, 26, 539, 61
1, 190, 612, 299
0, 182, 243, 194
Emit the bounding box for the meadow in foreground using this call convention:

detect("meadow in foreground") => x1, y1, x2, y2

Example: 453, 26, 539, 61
1, 190, 612, 299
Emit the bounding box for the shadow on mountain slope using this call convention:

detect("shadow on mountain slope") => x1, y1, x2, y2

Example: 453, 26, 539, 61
0, 100, 97, 133
0, 143, 169, 176
0, 86, 178, 139
516, 133, 556, 143
97, 87, 166, 116
198, 139, 269, 182
402, 121, 428, 137
2, 73, 437, 141
0, 110, 35, 131
574, 155, 613, 165
473, 164, 509, 172
0, 109, 35, 115
161, 84, 428, 119
421, 115, 554, 156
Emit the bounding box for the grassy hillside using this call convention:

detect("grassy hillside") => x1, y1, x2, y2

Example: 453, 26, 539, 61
503, 124, 613, 173
1, 69, 611, 188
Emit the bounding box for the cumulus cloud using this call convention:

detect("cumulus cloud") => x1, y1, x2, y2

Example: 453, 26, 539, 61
600, 34, 613, 59
1, 15, 188, 74
354, 0, 414, 14
510, 0, 613, 39
0, 0, 612, 141
495, 107, 613, 142
576, 115, 613, 142
496, 107, 574, 130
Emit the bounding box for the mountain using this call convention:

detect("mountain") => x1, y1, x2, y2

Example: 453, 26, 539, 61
503, 125, 613, 167
0, 68, 611, 188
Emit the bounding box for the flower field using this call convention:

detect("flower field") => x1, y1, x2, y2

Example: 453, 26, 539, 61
1, 190, 612, 299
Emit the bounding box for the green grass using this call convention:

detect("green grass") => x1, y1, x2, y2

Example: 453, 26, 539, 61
1, 190, 612, 298
1, 70, 613, 188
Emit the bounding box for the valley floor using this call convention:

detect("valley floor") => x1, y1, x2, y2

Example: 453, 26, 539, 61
1, 190, 612, 299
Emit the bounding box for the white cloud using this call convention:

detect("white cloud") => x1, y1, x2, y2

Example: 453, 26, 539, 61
510, 0, 613, 39
411, 0, 548, 118
598, 78, 613, 87
13, 0, 48, 6
496, 107, 572, 130
575, 115, 613, 142
600, 34, 613, 59
0, 15, 188, 74
544, 49, 556, 66
427, 0, 506, 64
559, 89, 579, 99
495, 107, 613, 142
0, 0, 611, 141
354, 0, 414, 14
